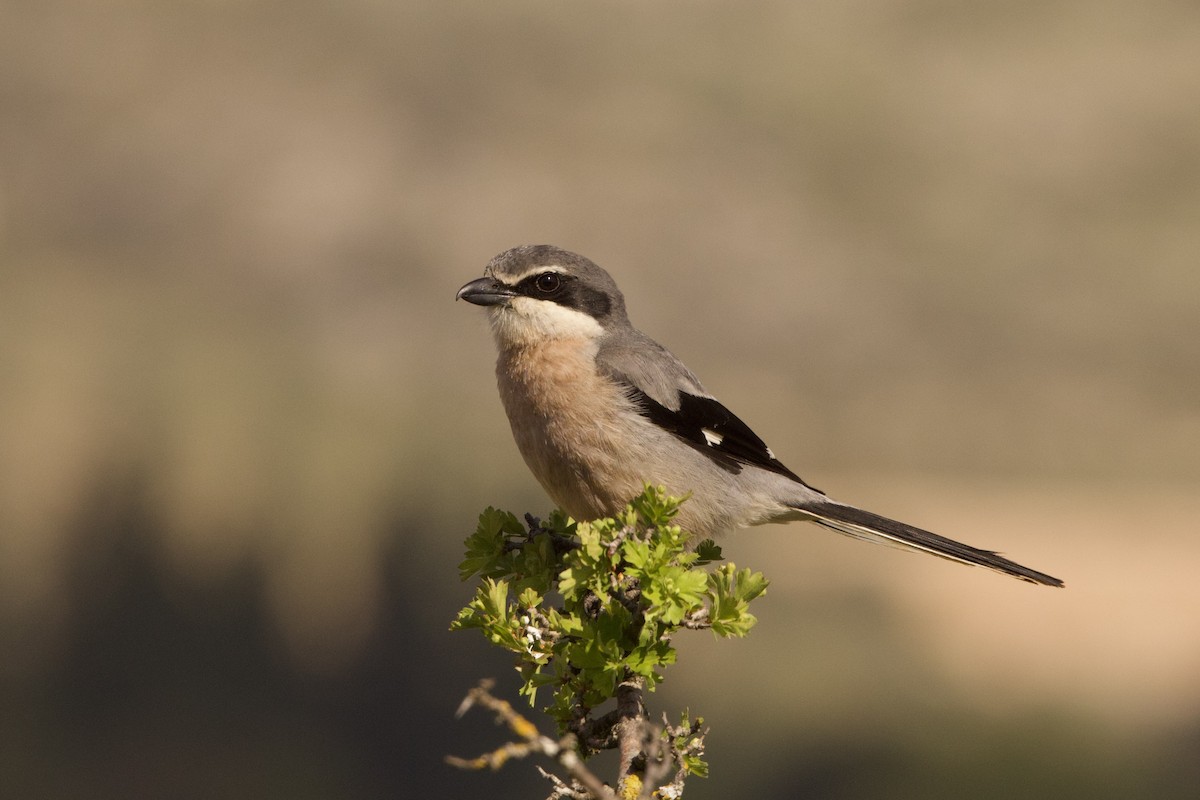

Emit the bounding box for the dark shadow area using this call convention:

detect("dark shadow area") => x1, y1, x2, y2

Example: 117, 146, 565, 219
2, 478, 1196, 799
0, 478, 544, 800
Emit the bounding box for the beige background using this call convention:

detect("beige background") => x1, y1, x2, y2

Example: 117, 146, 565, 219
2, 2, 1197, 798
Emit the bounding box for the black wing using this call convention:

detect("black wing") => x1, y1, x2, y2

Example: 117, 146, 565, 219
622, 383, 823, 493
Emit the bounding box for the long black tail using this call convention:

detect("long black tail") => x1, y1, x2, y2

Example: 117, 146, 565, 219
793, 500, 1063, 587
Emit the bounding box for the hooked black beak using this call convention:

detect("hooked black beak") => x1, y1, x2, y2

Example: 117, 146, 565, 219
456, 276, 517, 307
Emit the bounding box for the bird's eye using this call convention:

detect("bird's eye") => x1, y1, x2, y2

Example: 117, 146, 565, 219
535, 272, 561, 293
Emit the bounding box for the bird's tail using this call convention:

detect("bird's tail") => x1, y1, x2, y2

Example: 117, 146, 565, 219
791, 500, 1063, 587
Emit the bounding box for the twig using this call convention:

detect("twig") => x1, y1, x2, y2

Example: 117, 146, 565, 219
659, 714, 708, 799
636, 725, 671, 800
537, 766, 595, 800
523, 513, 580, 556
614, 675, 647, 794
448, 680, 615, 800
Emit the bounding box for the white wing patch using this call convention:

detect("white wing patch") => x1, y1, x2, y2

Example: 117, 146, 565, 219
702, 428, 724, 447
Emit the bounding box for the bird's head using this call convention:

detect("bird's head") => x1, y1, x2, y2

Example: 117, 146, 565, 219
457, 245, 629, 347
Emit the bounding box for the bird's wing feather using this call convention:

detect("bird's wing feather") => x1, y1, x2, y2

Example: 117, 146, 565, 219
596, 333, 820, 488
595, 331, 707, 407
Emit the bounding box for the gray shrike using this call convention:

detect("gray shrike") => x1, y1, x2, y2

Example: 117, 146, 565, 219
457, 244, 1062, 587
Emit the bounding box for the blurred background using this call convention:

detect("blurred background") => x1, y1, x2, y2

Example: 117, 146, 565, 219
2, 1, 1198, 797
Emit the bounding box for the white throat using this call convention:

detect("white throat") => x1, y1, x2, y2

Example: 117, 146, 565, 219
489, 296, 604, 348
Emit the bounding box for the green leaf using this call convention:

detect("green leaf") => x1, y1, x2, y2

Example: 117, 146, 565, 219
708, 565, 769, 637
516, 586, 542, 610
623, 540, 652, 571
736, 567, 769, 602
458, 507, 524, 580
683, 754, 710, 778
482, 577, 510, 617
692, 539, 724, 566
644, 566, 709, 624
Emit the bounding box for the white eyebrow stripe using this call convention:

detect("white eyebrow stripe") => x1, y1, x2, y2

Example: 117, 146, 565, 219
502, 264, 568, 285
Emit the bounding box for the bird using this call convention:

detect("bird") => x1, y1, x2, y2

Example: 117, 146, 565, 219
456, 244, 1062, 587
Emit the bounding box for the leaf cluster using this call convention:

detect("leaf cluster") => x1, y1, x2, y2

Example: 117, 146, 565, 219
450, 486, 768, 742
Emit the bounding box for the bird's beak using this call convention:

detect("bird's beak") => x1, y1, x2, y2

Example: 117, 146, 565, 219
456, 276, 517, 306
